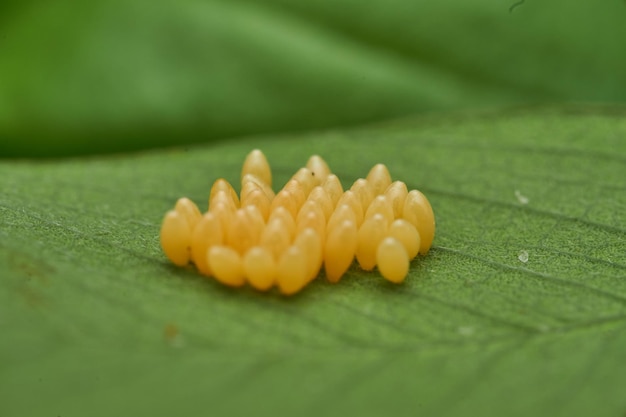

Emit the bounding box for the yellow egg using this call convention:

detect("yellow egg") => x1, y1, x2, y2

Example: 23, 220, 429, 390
294, 228, 323, 281
282, 179, 307, 210
260, 217, 293, 260
226, 209, 260, 255
402, 190, 435, 254
291, 167, 318, 195
191, 212, 223, 276
364, 195, 394, 225
297, 199, 325, 222
209, 190, 237, 213
174, 197, 202, 231
356, 214, 388, 271
243, 204, 266, 231
241, 149, 272, 187
160, 210, 192, 266
322, 174, 343, 207
241, 174, 275, 200
388, 219, 420, 260
324, 219, 357, 283
366, 164, 392, 195
306, 155, 331, 182
270, 189, 299, 220
326, 204, 357, 233
208, 200, 234, 232
296, 211, 325, 249
240, 180, 260, 201
384, 181, 408, 219
350, 178, 375, 212
276, 245, 309, 295
243, 246, 277, 291
240, 188, 271, 221
208, 246, 245, 287
376, 237, 409, 284
267, 206, 296, 240
336, 190, 364, 227
307, 186, 334, 221
297, 200, 326, 236
209, 179, 240, 208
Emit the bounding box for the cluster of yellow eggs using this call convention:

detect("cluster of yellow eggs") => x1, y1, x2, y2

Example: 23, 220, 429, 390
160, 150, 435, 295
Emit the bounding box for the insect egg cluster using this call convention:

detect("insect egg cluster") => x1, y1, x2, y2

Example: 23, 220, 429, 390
160, 150, 435, 295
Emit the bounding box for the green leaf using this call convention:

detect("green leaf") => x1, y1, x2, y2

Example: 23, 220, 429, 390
1, 105, 625, 416
2, 0, 626, 156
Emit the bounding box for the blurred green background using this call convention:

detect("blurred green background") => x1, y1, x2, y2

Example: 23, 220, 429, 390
1, 0, 625, 157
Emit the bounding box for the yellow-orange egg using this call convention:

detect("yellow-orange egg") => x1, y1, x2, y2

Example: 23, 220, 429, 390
356, 214, 388, 271
226, 209, 260, 255
402, 190, 435, 254
282, 179, 307, 210
241, 149, 272, 187
209, 190, 237, 213
306, 155, 331, 182
291, 167, 318, 195
366, 164, 392, 195
191, 212, 223, 276
243, 204, 266, 231
364, 195, 394, 225
240, 188, 271, 221
270, 189, 299, 220
243, 246, 277, 291
388, 219, 420, 260
208, 200, 234, 232
174, 197, 202, 231
240, 180, 261, 201
260, 217, 293, 260
384, 181, 408, 219
267, 206, 296, 240
326, 204, 357, 233
322, 174, 343, 207
307, 186, 334, 220
208, 245, 245, 287
294, 228, 323, 281
241, 174, 275, 200
324, 219, 357, 283
209, 179, 240, 208
336, 190, 364, 227
296, 209, 326, 241
160, 210, 192, 267
376, 237, 409, 284
276, 245, 309, 295
297, 199, 325, 223
350, 178, 375, 212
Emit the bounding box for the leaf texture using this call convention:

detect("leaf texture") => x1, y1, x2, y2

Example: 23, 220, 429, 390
1, 105, 626, 416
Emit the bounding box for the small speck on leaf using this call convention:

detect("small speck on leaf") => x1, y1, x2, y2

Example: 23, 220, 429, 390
518, 250, 529, 263
515, 190, 529, 205
458, 326, 475, 337
163, 323, 185, 348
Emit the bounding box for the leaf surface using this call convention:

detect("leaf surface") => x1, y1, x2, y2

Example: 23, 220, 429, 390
1, 105, 626, 416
